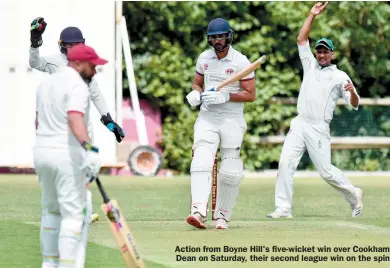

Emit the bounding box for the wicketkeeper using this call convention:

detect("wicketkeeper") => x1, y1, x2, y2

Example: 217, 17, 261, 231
267, 2, 364, 219
34, 44, 106, 267
29, 17, 125, 224
185, 18, 256, 229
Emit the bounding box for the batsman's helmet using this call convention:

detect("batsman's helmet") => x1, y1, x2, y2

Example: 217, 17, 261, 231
206, 18, 234, 52
58, 27, 85, 54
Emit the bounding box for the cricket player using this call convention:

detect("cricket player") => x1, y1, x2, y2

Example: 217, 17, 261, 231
185, 18, 256, 229
34, 44, 107, 268
267, 2, 364, 219
30, 17, 125, 223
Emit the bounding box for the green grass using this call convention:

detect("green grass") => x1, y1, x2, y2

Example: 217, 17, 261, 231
1, 174, 390, 267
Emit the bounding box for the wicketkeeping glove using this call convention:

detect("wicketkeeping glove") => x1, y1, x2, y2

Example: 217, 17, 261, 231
30, 17, 47, 48
100, 113, 126, 143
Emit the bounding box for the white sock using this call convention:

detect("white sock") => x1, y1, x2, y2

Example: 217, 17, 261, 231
41, 210, 61, 268
190, 172, 212, 217
58, 218, 83, 268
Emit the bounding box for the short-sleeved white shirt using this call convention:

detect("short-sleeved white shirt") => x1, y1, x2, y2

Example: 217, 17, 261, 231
195, 46, 255, 115
297, 40, 359, 123
35, 66, 91, 149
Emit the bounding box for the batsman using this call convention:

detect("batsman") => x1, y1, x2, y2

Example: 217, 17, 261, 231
29, 17, 125, 224
185, 18, 256, 229
268, 2, 364, 219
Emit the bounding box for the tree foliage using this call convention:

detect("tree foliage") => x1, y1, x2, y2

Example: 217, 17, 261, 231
123, 1, 390, 173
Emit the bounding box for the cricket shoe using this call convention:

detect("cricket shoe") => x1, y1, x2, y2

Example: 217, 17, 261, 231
91, 213, 100, 223
267, 210, 292, 219
216, 219, 228, 229
186, 213, 207, 229
351, 188, 364, 217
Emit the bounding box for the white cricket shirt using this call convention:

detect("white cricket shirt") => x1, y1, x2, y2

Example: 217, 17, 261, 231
35, 66, 91, 149
195, 46, 255, 115
297, 41, 359, 123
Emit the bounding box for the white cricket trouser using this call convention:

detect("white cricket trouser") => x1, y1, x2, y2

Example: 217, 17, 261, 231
274, 115, 360, 213
190, 112, 246, 220
34, 146, 89, 267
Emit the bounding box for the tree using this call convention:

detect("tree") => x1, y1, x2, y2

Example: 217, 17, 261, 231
122, 1, 390, 173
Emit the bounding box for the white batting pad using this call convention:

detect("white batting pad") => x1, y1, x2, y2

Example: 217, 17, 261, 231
190, 146, 215, 217
214, 157, 243, 221
41, 210, 61, 267
59, 218, 83, 267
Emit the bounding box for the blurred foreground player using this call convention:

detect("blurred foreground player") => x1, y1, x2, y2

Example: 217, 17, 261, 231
186, 18, 256, 229
34, 44, 106, 267
29, 17, 125, 223
268, 2, 364, 219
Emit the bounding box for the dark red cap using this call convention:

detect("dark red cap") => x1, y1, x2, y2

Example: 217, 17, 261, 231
67, 44, 108, 65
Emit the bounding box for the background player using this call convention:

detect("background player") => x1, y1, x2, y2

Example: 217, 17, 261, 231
267, 2, 364, 219
30, 17, 125, 223
186, 18, 256, 229
34, 44, 105, 267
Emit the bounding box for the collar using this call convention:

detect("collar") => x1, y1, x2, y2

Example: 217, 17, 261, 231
210, 46, 235, 61
316, 62, 337, 71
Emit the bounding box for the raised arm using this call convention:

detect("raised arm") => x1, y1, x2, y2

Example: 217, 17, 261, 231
297, 2, 328, 45
29, 17, 60, 73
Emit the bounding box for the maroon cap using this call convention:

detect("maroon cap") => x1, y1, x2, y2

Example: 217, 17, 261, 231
67, 44, 108, 65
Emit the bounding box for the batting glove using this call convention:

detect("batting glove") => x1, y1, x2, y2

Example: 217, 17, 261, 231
186, 90, 201, 107
82, 151, 101, 180
100, 113, 125, 143
80, 142, 101, 180
201, 91, 230, 105
30, 17, 47, 48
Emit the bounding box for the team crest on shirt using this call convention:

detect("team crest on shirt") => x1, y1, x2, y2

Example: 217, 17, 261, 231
225, 68, 233, 74
203, 64, 208, 70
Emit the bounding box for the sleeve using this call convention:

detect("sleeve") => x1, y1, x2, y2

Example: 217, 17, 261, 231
239, 56, 255, 81
297, 40, 316, 72
66, 83, 90, 115
89, 78, 110, 116
29, 47, 59, 74
195, 56, 204, 76
340, 73, 360, 110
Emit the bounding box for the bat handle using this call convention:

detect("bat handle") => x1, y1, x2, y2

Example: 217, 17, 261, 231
94, 177, 111, 204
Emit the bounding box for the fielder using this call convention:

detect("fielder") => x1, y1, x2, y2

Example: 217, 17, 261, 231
34, 44, 106, 267
267, 2, 364, 219
186, 18, 256, 229
30, 17, 125, 224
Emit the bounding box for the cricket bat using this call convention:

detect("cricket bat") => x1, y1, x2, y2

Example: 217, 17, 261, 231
214, 55, 267, 91
95, 177, 145, 268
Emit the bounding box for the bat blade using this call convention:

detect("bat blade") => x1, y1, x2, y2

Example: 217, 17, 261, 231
215, 55, 267, 91
101, 200, 145, 268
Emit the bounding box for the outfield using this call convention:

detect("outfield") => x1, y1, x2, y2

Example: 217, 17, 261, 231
1, 174, 390, 267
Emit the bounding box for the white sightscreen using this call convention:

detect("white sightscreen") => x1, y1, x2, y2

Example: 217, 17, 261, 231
0, 0, 117, 166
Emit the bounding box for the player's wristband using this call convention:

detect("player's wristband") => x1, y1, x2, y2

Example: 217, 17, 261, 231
82, 141, 99, 153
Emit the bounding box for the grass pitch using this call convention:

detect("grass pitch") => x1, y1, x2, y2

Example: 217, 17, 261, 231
1, 174, 390, 267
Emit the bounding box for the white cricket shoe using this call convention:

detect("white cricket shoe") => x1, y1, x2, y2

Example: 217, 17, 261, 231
267, 210, 292, 219
352, 188, 364, 217
186, 213, 207, 229
216, 219, 228, 229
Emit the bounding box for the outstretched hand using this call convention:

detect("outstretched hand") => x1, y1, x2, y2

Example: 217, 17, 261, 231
310, 2, 328, 16
344, 80, 356, 94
